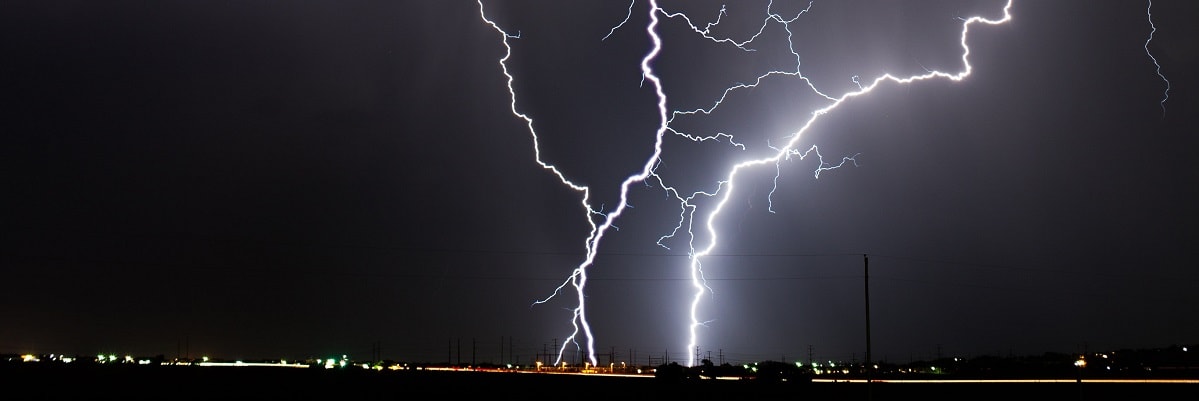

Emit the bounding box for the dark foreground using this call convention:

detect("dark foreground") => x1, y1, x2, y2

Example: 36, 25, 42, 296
2, 364, 1191, 400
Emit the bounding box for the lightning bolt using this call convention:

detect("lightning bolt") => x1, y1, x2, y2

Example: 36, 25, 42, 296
1144, 0, 1170, 116
477, 0, 671, 368
660, 1, 1013, 367
602, 0, 635, 42
480, 0, 1013, 368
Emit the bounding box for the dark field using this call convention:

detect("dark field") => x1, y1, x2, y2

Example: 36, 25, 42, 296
2, 364, 1190, 400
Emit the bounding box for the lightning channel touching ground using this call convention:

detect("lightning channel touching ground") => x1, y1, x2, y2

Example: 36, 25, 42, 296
659, 0, 1013, 367
1144, 0, 1170, 116
478, 0, 671, 368
480, 0, 1013, 367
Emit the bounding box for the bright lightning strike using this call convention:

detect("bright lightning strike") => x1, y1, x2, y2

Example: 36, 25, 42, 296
1144, 0, 1170, 116
663, 1, 1013, 367
478, 0, 671, 368
480, 0, 1013, 368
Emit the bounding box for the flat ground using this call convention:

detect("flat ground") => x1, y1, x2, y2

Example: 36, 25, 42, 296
1, 365, 1185, 400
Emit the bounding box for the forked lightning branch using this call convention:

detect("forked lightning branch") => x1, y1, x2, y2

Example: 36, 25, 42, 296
476, 0, 1164, 368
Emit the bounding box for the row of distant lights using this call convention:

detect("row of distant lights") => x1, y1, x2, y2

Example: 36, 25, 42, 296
18, 354, 75, 363
768, 351, 1187, 375
13, 354, 400, 370
0, 354, 1031, 374
13, 354, 153, 365
24, 348, 1184, 372
12, 352, 472, 372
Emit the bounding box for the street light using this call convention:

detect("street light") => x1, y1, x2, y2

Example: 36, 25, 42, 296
1074, 356, 1086, 381
1074, 356, 1086, 400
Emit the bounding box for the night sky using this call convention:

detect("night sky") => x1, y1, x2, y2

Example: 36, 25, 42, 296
3, 1, 1197, 367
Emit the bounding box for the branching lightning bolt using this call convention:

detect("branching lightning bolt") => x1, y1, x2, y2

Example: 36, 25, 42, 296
1144, 0, 1170, 116
654, 1, 1011, 366
478, 0, 671, 368
480, 0, 1013, 368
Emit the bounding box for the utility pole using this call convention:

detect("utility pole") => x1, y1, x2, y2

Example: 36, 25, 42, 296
865, 253, 873, 400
